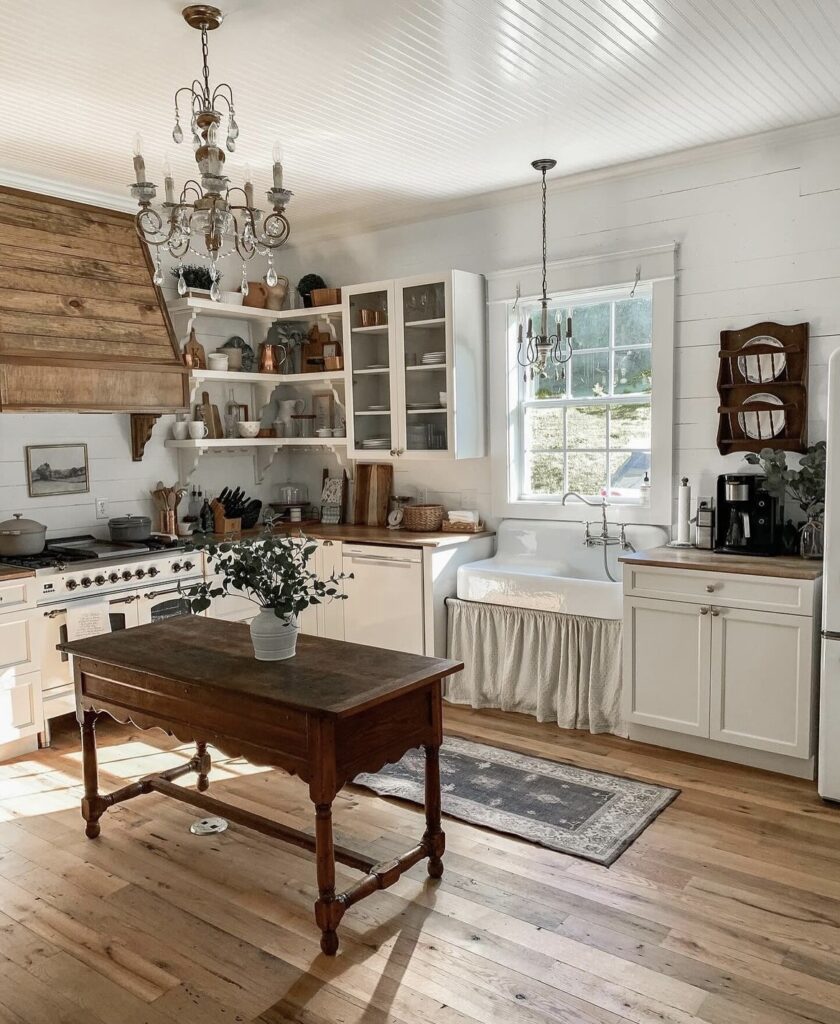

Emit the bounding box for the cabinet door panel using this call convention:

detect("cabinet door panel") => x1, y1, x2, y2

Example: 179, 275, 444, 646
0, 670, 41, 743
624, 597, 711, 736
710, 607, 813, 757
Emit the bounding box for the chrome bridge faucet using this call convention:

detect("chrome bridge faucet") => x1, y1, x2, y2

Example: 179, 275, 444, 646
561, 492, 635, 551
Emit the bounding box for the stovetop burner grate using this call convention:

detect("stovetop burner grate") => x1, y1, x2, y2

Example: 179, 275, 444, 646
0, 534, 187, 570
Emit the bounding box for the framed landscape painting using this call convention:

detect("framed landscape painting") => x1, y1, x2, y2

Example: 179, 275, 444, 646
25, 443, 89, 497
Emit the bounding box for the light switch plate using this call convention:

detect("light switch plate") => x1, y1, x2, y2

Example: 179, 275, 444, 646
95, 498, 108, 519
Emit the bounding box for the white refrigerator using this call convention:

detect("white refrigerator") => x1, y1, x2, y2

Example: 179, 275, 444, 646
819, 348, 840, 801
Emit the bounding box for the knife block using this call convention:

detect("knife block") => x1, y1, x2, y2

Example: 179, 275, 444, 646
211, 499, 241, 537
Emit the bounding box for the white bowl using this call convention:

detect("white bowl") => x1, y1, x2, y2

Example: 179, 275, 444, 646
237, 421, 261, 438
221, 291, 244, 305
315, 427, 333, 438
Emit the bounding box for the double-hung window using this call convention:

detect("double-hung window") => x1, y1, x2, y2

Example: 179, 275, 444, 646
517, 286, 653, 504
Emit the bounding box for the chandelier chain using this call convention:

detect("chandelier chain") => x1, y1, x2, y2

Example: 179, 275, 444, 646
200, 25, 211, 104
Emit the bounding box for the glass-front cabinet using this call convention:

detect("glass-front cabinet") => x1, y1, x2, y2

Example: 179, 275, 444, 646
344, 270, 485, 461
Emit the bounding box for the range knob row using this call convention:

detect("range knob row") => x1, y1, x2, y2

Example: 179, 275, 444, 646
171, 561, 195, 573
67, 565, 165, 589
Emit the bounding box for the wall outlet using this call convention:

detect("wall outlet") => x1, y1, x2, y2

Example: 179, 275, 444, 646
95, 498, 108, 520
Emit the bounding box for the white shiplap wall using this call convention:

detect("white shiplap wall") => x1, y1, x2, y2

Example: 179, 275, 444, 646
277, 119, 840, 525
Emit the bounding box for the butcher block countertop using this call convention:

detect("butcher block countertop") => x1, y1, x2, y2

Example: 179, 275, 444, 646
619, 546, 823, 580
205, 523, 495, 549
0, 564, 35, 581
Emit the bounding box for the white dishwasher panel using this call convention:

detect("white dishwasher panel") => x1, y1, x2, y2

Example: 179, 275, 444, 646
342, 545, 424, 654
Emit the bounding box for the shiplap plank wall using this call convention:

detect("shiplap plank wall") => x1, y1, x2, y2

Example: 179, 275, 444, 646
279, 121, 840, 524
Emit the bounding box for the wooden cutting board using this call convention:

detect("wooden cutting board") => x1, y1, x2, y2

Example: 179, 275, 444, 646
353, 463, 393, 526
198, 390, 223, 439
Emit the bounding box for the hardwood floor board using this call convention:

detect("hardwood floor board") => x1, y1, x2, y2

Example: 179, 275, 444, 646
0, 956, 107, 1024
0, 909, 61, 972
0, 859, 266, 1017
26, 950, 183, 1024
0, 870, 181, 1002
663, 933, 840, 1016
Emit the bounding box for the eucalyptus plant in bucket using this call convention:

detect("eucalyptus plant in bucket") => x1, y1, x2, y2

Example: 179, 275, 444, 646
182, 535, 349, 660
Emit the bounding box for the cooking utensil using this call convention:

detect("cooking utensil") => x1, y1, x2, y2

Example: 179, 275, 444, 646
108, 515, 152, 542
0, 513, 47, 556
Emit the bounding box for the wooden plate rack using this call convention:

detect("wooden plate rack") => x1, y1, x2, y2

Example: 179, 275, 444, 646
716, 321, 808, 454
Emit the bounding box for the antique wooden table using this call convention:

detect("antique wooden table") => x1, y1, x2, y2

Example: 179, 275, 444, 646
59, 616, 462, 955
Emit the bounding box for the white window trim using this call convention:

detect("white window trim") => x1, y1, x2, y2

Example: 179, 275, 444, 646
489, 249, 676, 528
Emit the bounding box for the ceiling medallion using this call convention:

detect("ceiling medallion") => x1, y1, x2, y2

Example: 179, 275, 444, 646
129, 5, 291, 299
516, 158, 573, 380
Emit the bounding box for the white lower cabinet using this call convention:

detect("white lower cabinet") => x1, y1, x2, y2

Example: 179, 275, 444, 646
341, 544, 425, 654
709, 605, 813, 757
624, 567, 818, 766
623, 597, 711, 737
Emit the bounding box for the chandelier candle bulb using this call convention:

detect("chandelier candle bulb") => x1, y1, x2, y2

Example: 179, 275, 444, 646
163, 161, 175, 205
244, 165, 254, 206
132, 135, 146, 184
272, 141, 284, 189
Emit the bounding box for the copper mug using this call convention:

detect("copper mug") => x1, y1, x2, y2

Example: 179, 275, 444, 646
258, 341, 279, 373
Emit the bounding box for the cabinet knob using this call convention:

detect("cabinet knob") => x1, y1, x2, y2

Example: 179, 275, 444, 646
710, 608, 721, 617
705, 584, 716, 593
700, 606, 710, 615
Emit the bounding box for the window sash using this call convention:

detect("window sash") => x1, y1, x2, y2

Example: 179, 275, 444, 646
516, 289, 652, 502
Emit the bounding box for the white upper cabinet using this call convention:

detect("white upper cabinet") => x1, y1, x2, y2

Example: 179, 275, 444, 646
344, 271, 486, 461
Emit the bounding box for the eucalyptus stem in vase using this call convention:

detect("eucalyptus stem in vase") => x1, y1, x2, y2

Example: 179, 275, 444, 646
182, 533, 351, 660
745, 441, 827, 558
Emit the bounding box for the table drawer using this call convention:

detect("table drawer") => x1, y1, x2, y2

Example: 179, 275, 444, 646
0, 614, 35, 671
624, 565, 814, 615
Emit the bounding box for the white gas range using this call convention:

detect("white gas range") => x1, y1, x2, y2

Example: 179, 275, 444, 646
2, 535, 204, 728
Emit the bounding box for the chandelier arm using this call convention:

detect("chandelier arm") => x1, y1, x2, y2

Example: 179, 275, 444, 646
211, 83, 234, 108
134, 207, 179, 249
180, 179, 204, 203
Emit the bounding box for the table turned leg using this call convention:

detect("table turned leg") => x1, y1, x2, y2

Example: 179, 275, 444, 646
314, 801, 343, 955
423, 742, 445, 878
80, 710, 106, 839
195, 741, 211, 792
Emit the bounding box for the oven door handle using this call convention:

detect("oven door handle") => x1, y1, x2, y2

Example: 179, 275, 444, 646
44, 594, 138, 616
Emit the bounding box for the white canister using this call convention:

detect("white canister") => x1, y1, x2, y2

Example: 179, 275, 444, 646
207, 352, 229, 371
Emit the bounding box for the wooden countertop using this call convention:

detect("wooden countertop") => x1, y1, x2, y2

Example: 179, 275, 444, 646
619, 546, 823, 580
0, 564, 35, 581
203, 523, 495, 549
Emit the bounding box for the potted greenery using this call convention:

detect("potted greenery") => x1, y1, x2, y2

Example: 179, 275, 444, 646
172, 264, 214, 297
745, 441, 827, 558
182, 534, 349, 660
297, 273, 326, 308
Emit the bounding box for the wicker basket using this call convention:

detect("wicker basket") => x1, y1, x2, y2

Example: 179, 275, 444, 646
402, 503, 444, 532
310, 287, 341, 307
441, 519, 485, 533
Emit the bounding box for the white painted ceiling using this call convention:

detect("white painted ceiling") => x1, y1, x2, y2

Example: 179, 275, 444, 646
2, 0, 840, 236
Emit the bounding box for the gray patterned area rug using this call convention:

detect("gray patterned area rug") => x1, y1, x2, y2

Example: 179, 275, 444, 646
352, 736, 679, 866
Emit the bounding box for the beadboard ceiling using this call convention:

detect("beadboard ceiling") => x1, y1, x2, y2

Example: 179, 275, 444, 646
2, 0, 840, 237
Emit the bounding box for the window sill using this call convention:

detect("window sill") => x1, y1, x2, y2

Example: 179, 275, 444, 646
494, 496, 670, 528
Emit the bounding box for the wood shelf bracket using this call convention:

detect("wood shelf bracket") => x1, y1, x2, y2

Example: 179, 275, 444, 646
129, 414, 161, 462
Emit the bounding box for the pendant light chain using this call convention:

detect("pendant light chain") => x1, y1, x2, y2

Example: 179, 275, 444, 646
200, 24, 211, 104
541, 166, 548, 304
515, 157, 572, 378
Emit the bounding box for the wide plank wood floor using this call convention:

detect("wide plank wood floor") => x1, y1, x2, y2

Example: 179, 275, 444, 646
0, 706, 838, 1023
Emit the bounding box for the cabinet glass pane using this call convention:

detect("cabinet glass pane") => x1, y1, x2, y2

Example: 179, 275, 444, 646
401, 280, 448, 452
349, 288, 393, 452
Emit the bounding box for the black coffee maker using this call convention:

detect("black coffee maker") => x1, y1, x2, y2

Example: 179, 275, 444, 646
714, 474, 782, 556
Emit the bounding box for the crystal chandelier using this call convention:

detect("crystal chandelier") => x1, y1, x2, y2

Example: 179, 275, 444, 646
129, 5, 291, 300
516, 158, 573, 379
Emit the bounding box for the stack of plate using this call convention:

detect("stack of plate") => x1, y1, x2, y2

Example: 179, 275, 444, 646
360, 437, 391, 450
421, 351, 446, 365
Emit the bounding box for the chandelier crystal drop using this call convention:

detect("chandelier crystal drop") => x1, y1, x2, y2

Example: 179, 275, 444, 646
517, 158, 573, 380
129, 5, 292, 298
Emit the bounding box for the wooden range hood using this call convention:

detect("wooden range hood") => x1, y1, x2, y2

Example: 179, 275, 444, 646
0, 186, 188, 458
